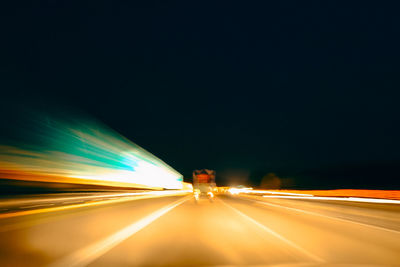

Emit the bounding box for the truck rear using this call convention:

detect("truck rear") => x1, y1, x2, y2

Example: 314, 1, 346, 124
192, 169, 216, 202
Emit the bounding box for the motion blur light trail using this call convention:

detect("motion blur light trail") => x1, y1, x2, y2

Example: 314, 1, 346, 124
0, 112, 183, 190
262, 195, 400, 204
229, 188, 400, 203
245, 189, 400, 200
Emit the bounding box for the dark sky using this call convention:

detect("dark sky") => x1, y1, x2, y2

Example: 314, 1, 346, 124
1, 1, 400, 188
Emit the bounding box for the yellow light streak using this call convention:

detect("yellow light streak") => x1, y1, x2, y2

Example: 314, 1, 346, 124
0, 190, 190, 219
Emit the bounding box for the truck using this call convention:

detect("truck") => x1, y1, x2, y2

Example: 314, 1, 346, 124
192, 169, 216, 202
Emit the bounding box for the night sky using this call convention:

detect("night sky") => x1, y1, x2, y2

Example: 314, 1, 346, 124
1, 1, 400, 189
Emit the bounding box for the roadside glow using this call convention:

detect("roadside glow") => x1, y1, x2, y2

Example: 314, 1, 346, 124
228, 188, 240, 195
182, 182, 193, 190
228, 187, 253, 195
0, 114, 184, 189
248, 190, 313, 196
228, 188, 313, 197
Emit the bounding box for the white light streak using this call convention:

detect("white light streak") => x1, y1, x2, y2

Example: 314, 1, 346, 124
262, 195, 400, 204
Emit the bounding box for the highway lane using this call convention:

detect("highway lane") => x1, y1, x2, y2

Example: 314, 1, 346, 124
0, 193, 399, 266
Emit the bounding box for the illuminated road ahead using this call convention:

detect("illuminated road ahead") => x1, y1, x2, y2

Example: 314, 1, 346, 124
0, 193, 399, 266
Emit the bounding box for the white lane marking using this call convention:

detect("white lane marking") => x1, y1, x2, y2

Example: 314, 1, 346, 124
262, 195, 400, 204
20, 204, 55, 209
255, 199, 400, 235
49, 196, 188, 267
220, 199, 325, 263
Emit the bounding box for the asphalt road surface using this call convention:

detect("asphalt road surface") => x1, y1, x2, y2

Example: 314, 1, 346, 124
0, 193, 399, 266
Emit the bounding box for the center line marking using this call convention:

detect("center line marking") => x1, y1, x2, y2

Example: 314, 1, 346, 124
220, 199, 325, 263
49, 196, 188, 267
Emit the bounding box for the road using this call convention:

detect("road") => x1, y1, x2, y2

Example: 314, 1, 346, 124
0, 193, 399, 266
